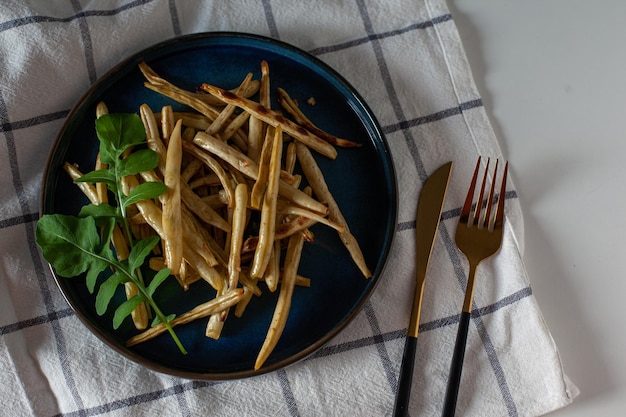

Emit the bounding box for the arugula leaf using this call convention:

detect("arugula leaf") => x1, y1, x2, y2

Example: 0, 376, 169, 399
123, 182, 167, 209
86, 259, 106, 294
96, 113, 146, 164
147, 268, 172, 297
75, 169, 116, 188
36, 215, 112, 279
95, 271, 127, 315
128, 236, 160, 272
118, 149, 160, 177
79, 203, 119, 220
113, 295, 145, 329
151, 313, 176, 327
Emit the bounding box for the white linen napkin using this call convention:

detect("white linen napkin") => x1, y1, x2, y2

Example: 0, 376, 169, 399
0, 1, 578, 416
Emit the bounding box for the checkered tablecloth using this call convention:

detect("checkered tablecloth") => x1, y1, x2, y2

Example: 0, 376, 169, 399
0, 1, 578, 416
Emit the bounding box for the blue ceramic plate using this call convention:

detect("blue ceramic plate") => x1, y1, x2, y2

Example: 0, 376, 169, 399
40, 32, 397, 379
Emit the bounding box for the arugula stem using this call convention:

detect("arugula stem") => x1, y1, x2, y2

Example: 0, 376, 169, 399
115, 174, 183, 350
112, 259, 187, 354
132, 276, 188, 354
113, 165, 149, 290
120, 198, 148, 285
109, 143, 183, 353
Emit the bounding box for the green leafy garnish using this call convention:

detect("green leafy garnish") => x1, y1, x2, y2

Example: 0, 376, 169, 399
36, 113, 186, 354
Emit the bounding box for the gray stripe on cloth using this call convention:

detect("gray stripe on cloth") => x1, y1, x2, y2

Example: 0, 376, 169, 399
170, 378, 191, 417
363, 300, 398, 394
0, 212, 40, 230
51, 380, 220, 417
382, 99, 484, 135
0, 0, 155, 33
70, 0, 97, 84
310, 329, 407, 359
475, 315, 519, 417
309, 287, 533, 362
168, 0, 182, 36
421, 287, 532, 332
261, 0, 280, 39
0, 110, 68, 133
277, 368, 301, 417
475, 286, 532, 317
355, 0, 429, 182
308, 13, 453, 56
0, 308, 74, 335
0, 91, 84, 414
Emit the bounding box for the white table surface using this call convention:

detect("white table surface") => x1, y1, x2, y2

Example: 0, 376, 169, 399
451, 1, 626, 416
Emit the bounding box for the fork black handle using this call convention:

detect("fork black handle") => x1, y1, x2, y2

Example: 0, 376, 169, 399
393, 335, 418, 417
441, 311, 472, 417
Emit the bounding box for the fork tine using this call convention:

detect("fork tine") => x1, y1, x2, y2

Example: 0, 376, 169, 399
484, 159, 499, 230
495, 161, 508, 227
461, 157, 481, 220
474, 158, 490, 227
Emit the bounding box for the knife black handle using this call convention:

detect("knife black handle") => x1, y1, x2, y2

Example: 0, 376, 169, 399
392, 335, 418, 417
441, 311, 472, 417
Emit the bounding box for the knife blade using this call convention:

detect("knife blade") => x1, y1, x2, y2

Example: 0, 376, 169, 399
393, 161, 453, 417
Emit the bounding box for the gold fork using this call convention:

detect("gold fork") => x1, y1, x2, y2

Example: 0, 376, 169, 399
441, 157, 508, 417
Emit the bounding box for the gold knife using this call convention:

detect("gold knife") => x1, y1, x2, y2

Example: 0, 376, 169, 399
393, 161, 453, 417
